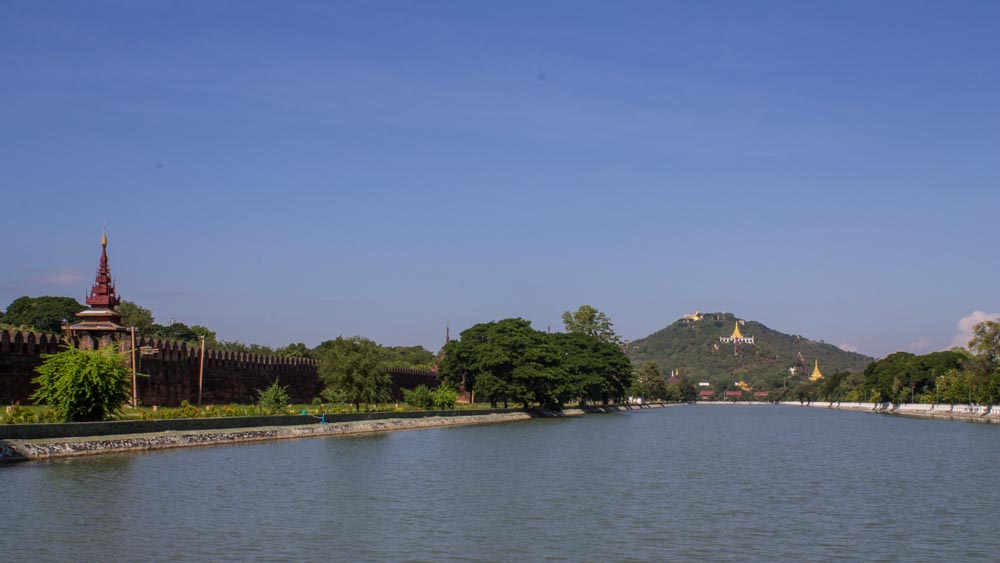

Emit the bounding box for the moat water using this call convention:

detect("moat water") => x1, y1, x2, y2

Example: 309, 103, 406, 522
2, 406, 998, 562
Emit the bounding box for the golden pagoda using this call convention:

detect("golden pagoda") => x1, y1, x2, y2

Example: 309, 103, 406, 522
719, 320, 754, 354
810, 359, 824, 381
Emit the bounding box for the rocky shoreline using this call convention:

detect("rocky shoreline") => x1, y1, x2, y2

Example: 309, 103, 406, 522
0, 412, 533, 462
0, 403, 679, 462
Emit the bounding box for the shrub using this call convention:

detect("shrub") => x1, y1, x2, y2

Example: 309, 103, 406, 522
257, 379, 290, 415
432, 385, 458, 410
2, 404, 37, 424
403, 385, 435, 409
31, 345, 131, 422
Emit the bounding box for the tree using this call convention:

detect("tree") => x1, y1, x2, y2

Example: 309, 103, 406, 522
967, 320, 1000, 404
635, 361, 667, 400
439, 318, 548, 407
117, 300, 155, 335
441, 318, 633, 409
562, 305, 623, 345
275, 342, 314, 358
31, 345, 131, 422
384, 345, 437, 369
190, 325, 217, 347
318, 336, 390, 410
3, 296, 84, 333
551, 331, 632, 405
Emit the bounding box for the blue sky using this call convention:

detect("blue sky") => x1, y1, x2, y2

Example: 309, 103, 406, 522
2, 1, 998, 358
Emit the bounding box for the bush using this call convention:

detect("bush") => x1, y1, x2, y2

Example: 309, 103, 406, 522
432, 385, 458, 410
257, 379, 290, 415
31, 345, 131, 422
2, 404, 36, 424
403, 385, 435, 409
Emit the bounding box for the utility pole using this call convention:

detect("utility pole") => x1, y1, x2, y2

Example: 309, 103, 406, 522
130, 326, 138, 408
198, 335, 206, 407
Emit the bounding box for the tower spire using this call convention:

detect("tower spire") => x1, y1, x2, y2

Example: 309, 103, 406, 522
69, 230, 126, 345
86, 230, 120, 310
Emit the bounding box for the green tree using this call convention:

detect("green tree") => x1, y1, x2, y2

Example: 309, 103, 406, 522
3, 296, 84, 333
551, 331, 632, 404
472, 372, 507, 408
189, 325, 217, 347
117, 300, 155, 335
318, 336, 390, 410
31, 345, 131, 422
561, 305, 623, 345
384, 345, 437, 369
967, 320, 1000, 404
275, 342, 314, 358
635, 360, 667, 400
440, 318, 561, 408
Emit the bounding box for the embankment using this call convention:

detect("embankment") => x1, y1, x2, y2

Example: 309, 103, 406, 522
0, 403, 677, 462
1, 412, 532, 462
780, 401, 999, 423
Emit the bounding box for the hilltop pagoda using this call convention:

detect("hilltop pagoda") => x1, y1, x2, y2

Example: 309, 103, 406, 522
68, 231, 126, 348
810, 359, 824, 381
719, 321, 754, 355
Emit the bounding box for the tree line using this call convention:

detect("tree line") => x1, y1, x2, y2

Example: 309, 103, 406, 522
783, 320, 1000, 405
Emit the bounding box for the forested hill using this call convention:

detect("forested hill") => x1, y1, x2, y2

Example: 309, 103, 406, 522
626, 313, 873, 390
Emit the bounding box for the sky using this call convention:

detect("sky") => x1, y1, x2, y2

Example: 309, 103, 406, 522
2, 1, 998, 358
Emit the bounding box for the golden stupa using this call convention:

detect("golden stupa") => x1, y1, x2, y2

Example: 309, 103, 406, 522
810, 359, 824, 381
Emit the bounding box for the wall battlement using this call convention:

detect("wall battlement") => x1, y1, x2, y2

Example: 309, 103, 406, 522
0, 329, 64, 356
0, 329, 435, 406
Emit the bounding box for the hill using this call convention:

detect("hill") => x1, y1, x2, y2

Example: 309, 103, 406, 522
626, 312, 873, 390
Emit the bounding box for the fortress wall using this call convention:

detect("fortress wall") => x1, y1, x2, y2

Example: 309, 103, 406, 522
128, 336, 322, 406
0, 330, 63, 403
0, 330, 436, 407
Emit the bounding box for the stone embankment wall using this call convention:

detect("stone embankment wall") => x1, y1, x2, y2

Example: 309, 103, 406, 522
0, 404, 676, 461
0, 329, 437, 406
2, 411, 533, 461
780, 401, 1000, 423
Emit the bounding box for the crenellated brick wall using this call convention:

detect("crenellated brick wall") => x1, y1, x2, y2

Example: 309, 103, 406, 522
0, 329, 437, 406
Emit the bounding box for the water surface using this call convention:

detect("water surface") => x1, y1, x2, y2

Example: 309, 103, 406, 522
2, 406, 997, 561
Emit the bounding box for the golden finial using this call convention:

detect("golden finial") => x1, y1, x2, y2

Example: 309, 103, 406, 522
731, 322, 743, 339
101, 230, 108, 247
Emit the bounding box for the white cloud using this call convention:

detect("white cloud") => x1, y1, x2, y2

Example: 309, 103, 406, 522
907, 337, 930, 353
34, 270, 85, 286
950, 311, 1000, 349
839, 342, 860, 353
